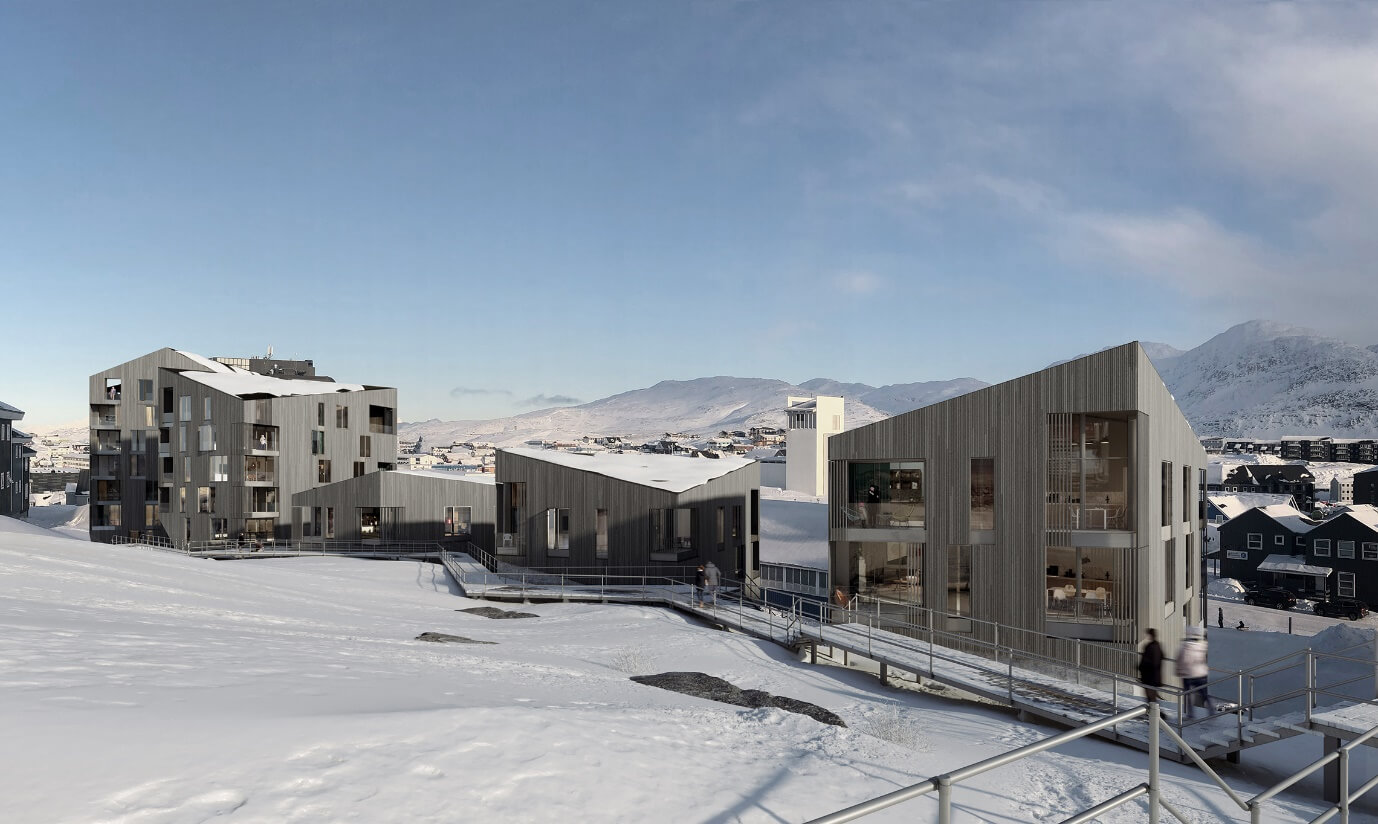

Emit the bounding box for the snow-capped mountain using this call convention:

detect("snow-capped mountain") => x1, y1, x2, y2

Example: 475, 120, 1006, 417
1154, 320, 1378, 438
399, 320, 1378, 448
400, 376, 983, 447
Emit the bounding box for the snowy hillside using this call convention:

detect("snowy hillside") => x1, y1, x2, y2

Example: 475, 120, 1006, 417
1157, 320, 1378, 438
0, 516, 1346, 821
401, 376, 903, 448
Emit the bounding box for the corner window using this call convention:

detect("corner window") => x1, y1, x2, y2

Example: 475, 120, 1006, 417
847, 461, 925, 528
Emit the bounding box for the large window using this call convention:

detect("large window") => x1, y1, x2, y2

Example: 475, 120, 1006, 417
673, 508, 696, 550
198, 424, 215, 452
1339, 540, 1356, 559
210, 455, 228, 482
243, 456, 273, 482
368, 405, 394, 434
546, 508, 570, 552
847, 462, 925, 528
360, 508, 379, 536
831, 541, 923, 603
444, 506, 471, 537
252, 425, 278, 451
138, 379, 154, 402
251, 487, 277, 513
1339, 572, 1356, 598
970, 458, 994, 531
179, 395, 191, 422
1046, 546, 1120, 623
197, 486, 214, 514
1047, 414, 1132, 530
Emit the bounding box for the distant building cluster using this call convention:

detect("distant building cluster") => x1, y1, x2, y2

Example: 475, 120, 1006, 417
1202, 436, 1378, 464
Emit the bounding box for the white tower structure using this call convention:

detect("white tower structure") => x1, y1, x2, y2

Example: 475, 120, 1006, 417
784, 395, 844, 497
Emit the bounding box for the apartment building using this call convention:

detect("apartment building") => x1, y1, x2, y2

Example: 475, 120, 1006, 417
826, 342, 1208, 671
1, 400, 34, 518
89, 349, 396, 545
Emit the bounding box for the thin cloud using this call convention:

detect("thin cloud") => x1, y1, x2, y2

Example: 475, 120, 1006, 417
834, 271, 884, 294
449, 387, 512, 398
519, 394, 582, 407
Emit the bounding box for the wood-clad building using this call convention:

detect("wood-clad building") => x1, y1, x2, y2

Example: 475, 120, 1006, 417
289, 469, 496, 552
827, 342, 1208, 671
494, 447, 761, 573
88, 349, 397, 545
1, 399, 33, 518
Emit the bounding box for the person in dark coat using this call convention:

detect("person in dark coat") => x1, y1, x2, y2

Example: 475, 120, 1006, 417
694, 564, 707, 607
1138, 628, 1164, 703
1217, 607, 1224, 629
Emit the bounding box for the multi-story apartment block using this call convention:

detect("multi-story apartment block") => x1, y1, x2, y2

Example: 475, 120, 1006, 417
826, 343, 1207, 672
89, 349, 397, 545
1, 400, 35, 517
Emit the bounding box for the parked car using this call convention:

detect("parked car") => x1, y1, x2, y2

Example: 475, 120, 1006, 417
1243, 587, 1298, 610
1312, 596, 1369, 621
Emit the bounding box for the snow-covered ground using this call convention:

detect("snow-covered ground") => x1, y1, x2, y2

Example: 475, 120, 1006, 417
0, 516, 1361, 822
22, 502, 89, 540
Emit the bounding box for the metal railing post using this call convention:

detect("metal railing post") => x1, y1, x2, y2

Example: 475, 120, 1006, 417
1307, 652, 1315, 724
936, 775, 952, 824
1340, 747, 1350, 824
1007, 650, 1015, 706
1148, 702, 1161, 824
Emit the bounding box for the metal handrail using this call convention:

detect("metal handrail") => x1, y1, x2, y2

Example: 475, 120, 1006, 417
805, 705, 1169, 824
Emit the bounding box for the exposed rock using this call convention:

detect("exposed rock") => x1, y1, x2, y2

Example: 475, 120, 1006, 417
457, 607, 539, 620
630, 672, 845, 727
415, 632, 495, 644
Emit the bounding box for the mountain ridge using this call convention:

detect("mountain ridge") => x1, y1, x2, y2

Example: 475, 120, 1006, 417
394, 320, 1378, 445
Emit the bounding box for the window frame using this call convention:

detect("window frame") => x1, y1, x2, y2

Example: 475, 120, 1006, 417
1247, 533, 1262, 550
1338, 571, 1356, 598
1314, 538, 1332, 557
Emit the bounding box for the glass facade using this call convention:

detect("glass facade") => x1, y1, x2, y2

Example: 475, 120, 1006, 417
1046, 546, 1120, 623
846, 461, 925, 528
831, 540, 923, 603
1047, 413, 1132, 530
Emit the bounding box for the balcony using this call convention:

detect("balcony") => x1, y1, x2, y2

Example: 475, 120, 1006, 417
249, 425, 279, 454
93, 431, 122, 454
244, 456, 276, 485
91, 409, 120, 428
248, 487, 279, 516
369, 405, 396, 435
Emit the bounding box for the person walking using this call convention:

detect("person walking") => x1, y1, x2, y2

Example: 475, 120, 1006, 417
704, 561, 721, 606
1175, 627, 1213, 718
1217, 607, 1224, 629
694, 564, 707, 607
1138, 628, 1164, 704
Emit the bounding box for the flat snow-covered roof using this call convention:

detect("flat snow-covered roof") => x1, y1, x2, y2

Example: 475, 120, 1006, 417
391, 469, 495, 486
501, 447, 754, 493
181, 370, 366, 398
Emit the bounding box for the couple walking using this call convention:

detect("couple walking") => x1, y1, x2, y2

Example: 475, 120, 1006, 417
1138, 627, 1213, 717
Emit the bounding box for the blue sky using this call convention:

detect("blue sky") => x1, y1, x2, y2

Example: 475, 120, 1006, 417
5, 2, 1378, 427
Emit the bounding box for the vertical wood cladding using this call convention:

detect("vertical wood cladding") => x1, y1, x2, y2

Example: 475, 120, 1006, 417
827, 343, 1208, 671
495, 450, 760, 573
